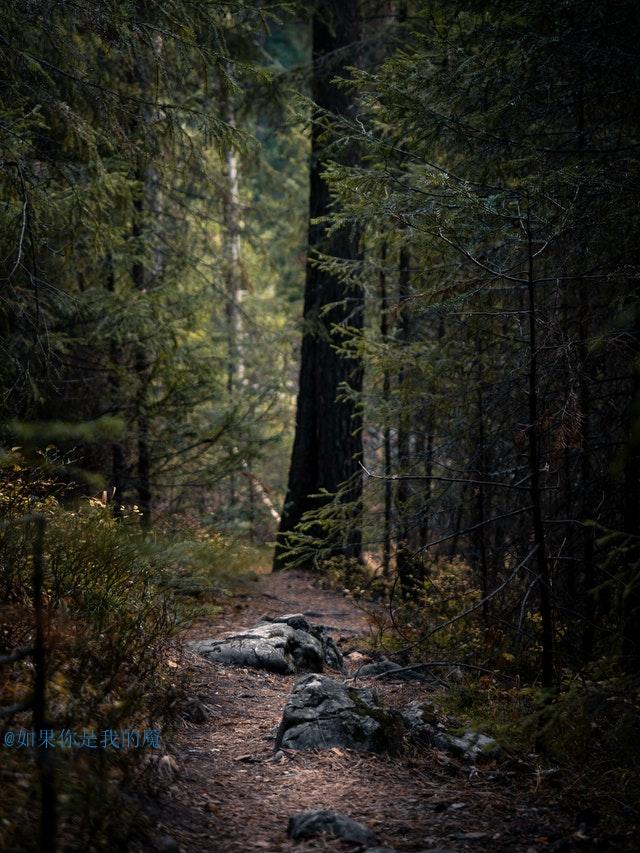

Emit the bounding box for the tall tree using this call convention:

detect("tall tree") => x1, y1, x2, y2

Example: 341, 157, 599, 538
273, 0, 363, 569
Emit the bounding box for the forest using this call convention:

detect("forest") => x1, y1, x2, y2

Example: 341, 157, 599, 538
1, 1, 639, 851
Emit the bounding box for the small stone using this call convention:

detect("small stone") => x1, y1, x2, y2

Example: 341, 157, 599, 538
156, 834, 179, 852
364, 847, 396, 853
357, 658, 425, 682
450, 831, 488, 841
287, 810, 378, 846
434, 729, 500, 761
446, 666, 465, 683
182, 697, 209, 723
402, 700, 439, 728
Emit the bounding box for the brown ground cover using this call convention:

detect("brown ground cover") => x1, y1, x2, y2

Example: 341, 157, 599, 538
143, 571, 622, 853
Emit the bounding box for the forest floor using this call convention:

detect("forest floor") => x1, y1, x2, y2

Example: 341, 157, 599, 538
143, 570, 617, 853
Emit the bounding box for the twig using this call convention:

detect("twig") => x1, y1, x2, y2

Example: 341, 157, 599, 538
415, 505, 534, 554
393, 545, 540, 657
0, 647, 34, 666
360, 461, 533, 491
0, 700, 33, 718
371, 660, 514, 682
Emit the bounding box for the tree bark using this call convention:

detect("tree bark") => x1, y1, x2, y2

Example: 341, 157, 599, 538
396, 245, 413, 594
526, 210, 554, 687
273, 0, 363, 570
380, 242, 392, 577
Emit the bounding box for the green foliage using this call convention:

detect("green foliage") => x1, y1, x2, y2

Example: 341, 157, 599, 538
0, 454, 262, 849
0, 0, 305, 538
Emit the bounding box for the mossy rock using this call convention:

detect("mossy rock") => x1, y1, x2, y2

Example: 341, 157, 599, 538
277, 674, 406, 755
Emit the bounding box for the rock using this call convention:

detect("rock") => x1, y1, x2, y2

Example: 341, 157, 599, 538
155, 834, 179, 852
182, 697, 209, 723
356, 657, 425, 682
189, 614, 344, 675
402, 699, 439, 728
446, 666, 465, 683
276, 673, 405, 754
287, 810, 378, 846
401, 700, 439, 744
345, 651, 369, 665
433, 729, 500, 761
263, 613, 345, 672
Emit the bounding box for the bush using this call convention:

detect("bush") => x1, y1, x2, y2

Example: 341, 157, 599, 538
0, 454, 234, 850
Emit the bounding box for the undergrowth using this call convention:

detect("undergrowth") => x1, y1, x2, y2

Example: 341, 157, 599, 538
315, 552, 640, 835
0, 452, 258, 850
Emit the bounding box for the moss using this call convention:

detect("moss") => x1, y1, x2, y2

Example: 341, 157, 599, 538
347, 688, 406, 755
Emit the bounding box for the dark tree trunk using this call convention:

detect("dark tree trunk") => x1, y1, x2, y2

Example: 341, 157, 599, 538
474, 338, 489, 623
396, 245, 413, 594
526, 211, 554, 687
132, 172, 152, 531
380, 242, 392, 577
622, 303, 640, 669
273, 0, 363, 570
106, 256, 127, 515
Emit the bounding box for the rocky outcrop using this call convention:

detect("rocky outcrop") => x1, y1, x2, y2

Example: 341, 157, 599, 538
276, 673, 405, 754
356, 657, 425, 682
433, 729, 500, 761
189, 613, 344, 675
400, 700, 500, 760
287, 810, 378, 846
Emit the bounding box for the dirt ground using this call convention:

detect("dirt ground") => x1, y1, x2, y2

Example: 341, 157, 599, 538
142, 570, 625, 853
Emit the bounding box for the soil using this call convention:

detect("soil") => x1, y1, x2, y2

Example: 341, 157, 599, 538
142, 570, 621, 853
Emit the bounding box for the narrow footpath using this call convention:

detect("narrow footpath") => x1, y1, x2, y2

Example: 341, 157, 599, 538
147, 570, 597, 853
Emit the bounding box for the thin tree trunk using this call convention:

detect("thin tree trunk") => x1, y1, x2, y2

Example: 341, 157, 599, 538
106, 257, 126, 515
474, 333, 489, 622
526, 210, 554, 687
380, 242, 392, 577
32, 517, 57, 853
622, 302, 640, 669
396, 245, 413, 594
132, 179, 152, 531
220, 71, 243, 507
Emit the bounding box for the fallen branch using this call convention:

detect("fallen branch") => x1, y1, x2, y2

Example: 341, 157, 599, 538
0, 647, 33, 666
371, 660, 514, 682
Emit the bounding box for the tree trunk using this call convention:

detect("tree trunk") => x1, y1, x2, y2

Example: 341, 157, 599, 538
526, 210, 554, 687
106, 256, 127, 515
219, 72, 243, 508
132, 189, 152, 531
380, 242, 392, 577
396, 245, 413, 594
273, 0, 363, 570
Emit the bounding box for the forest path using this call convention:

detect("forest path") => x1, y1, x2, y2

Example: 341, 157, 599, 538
151, 570, 573, 853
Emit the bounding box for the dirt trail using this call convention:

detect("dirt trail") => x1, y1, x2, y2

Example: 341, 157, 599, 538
149, 570, 579, 853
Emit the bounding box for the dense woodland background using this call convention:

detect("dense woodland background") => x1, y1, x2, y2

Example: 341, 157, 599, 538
1, 0, 640, 849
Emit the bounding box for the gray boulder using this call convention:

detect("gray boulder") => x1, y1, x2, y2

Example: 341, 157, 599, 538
287, 810, 378, 846
276, 673, 405, 754
263, 613, 345, 672
434, 729, 500, 761
357, 658, 425, 682
190, 613, 344, 675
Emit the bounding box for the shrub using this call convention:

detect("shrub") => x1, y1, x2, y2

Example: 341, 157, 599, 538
0, 454, 221, 849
